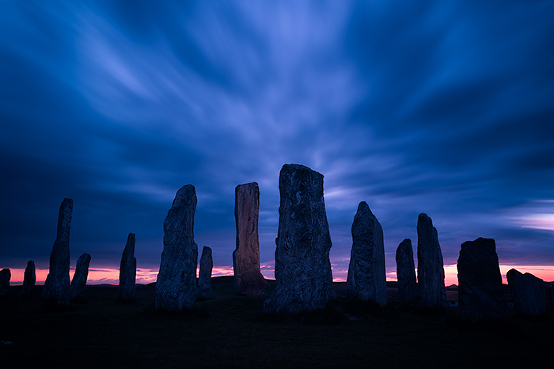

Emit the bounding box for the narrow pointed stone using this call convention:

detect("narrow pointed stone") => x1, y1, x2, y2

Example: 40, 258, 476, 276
198, 246, 213, 300
507, 269, 546, 316
396, 239, 417, 301
233, 182, 266, 295
263, 164, 334, 313
155, 185, 198, 311
42, 198, 72, 306
22, 261, 36, 297
70, 253, 91, 300
0, 268, 10, 297
346, 202, 387, 306
417, 213, 446, 308
119, 233, 136, 300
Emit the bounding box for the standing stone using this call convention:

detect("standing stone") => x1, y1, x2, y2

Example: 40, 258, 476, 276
263, 164, 335, 313
346, 201, 387, 306
507, 269, 546, 316
42, 198, 73, 306
233, 182, 266, 295
457, 238, 508, 321
155, 185, 198, 311
396, 239, 417, 301
22, 261, 36, 297
119, 233, 137, 300
417, 213, 446, 308
198, 246, 213, 300
70, 253, 91, 300
0, 268, 10, 297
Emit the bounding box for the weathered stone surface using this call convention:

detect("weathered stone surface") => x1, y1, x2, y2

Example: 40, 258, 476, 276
396, 239, 417, 301
507, 269, 546, 316
233, 182, 266, 296
263, 164, 335, 313
0, 268, 10, 296
22, 261, 36, 297
70, 253, 91, 300
42, 198, 73, 306
417, 213, 446, 308
346, 201, 387, 306
457, 238, 508, 321
119, 233, 136, 300
155, 185, 198, 311
198, 246, 213, 300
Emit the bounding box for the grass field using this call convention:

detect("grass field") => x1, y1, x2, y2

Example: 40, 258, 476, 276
1, 277, 553, 368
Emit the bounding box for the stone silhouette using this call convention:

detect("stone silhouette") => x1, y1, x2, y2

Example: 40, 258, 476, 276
119, 233, 137, 300
155, 185, 199, 311
42, 198, 73, 306
346, 201, 387, 306
417, 213, 446, 308
507, 269, 546, 316
198, 246, 213, 300
396, 239, 417, 301
457, 238, 508, 321
263, 164, 335, 313
70, 253, 91, 300
233, 182, 266, 295
0, 268, 10, 297
22, 261, 36, 297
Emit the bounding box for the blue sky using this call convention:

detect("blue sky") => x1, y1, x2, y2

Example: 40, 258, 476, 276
1, 1, 554, 282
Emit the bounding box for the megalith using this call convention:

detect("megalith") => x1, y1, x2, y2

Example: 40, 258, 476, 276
507, 269, 546, 316
417, 213, 446, 308
198, 246, 213, 300
155, 184, 198, 311
396, 239, 417, 301
22, 260, 36, 297
119, 233, 136, 300
263, 164, 335, 313
346, 201, 387, 306
0, 268, 10, 297
42, 198, 73, 306
233, 182, 266, 295
457, 238, 508, 321
70, 253, 91, 300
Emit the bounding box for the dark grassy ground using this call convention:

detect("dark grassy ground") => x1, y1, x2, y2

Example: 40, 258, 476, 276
1, 277, 552, 368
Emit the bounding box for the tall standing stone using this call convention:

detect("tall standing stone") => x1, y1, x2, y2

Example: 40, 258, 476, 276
396, 239, 417, 301
119, 233, 136, 300
0, 268, 10, 297
417, 213, 446, 308
155, 185, 198, 311
507, 269, 546, 316
198, 246, 213, 300
42, 198, 73, 306
22, 261, 36, 297
233, 182, 266, 295
457, 238, 508, 321
263, 164, 335, 313
70, 253, 91, 300
346, 202, 387, 306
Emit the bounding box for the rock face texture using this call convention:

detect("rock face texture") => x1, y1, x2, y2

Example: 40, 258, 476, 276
42, 198, 73, 306
155, 185, 198, 311
0, 268, 10, 296
22, 261, 36, 297
346, 202, 387, 306
119, 233, 137, 300
263, 164, 335, 313
198, 246, 213, 300
417, 213, 446, 308
70, 253, 91, 300
396, 239, 417, 301
233, 182, 266, 295
507, 269, 546, 316
457, 238, 508, 321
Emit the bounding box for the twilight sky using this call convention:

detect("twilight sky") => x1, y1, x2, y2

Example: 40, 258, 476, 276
1, 1, 554, 284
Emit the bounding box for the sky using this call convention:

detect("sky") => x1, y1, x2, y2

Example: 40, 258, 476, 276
1, 0, 554, 285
